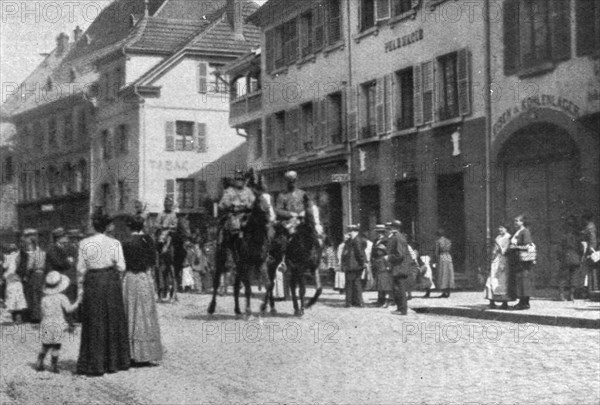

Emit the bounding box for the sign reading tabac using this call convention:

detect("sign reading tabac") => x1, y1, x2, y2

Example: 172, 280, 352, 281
384, 29, 423, 53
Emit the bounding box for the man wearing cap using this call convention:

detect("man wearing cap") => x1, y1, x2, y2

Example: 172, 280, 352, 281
46, 228, 77, 310
387, 220, 410, 315
275, 171, 311, 234
17, 228, 47, 323
372, 225, 392, 307
341, 224, 366, 307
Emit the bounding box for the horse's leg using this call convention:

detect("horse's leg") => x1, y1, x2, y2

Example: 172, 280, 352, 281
298, 270, 306, 315
233, 270, 242, 316
289, 265, 301, 316
243, 264, 252, 316
207, 250, 223, 315
307, 266, 322, 308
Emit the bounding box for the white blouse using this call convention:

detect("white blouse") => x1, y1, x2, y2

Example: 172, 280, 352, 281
76, 233, 126, 276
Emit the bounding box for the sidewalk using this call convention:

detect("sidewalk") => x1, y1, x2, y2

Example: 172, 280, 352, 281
404, 291, 600, 329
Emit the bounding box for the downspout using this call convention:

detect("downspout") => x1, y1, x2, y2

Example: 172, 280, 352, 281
133, 85, 146, 212
345, 0, 353, 224
484, 0, 492, 270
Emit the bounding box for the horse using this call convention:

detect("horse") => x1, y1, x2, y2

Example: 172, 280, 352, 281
207, 169, 274, 317
261, 193, 323, 316
155, 216, 190, 303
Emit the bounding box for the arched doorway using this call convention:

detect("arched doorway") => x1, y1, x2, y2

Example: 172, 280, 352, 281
498, 123, 581, 288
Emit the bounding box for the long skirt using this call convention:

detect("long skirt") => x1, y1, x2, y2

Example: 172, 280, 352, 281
437, 258, 456, 290
334, 271, 345, 290
77, 269, 130, 375
509, 261, 534, 299
273, 265, 286, 299
123, 272, 163, 363
5, 281, 27, 312
485, 254, 511, 301
25, 270, 44, 322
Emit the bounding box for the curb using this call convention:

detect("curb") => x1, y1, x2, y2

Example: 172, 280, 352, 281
411, 306, 600, 329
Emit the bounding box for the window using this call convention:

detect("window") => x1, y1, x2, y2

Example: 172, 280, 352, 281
328, 93, 343, 144
48, 118, 58, 149
274, 26, 285, 69
102, 130, 112, 160
61, 163, 72, 195
396, 68, 414, 129
48, 165, 60, 197
198, 62, 208, 94
116, 124, 129, 155
255, 127, 263, 158
175, 121, 195, 151
101, 183, 111, 209
2, 156, 13, 184
392, 0, 413, 16
283, 18, 299, 65
300, 11, 314, 57
362, 82, 377, 138
265, 116, 275, 159
165, 180, 175, 205
64, 112, 73, 146
314, 2, 326, 51
118, 180, 127, 211
361, 0, 376, 31
232, 76, 247, 99
577, 0, 600, 56
504, 0, 571, 75
177, 179, 195, 209
274, 111, 286, 157
77, 109, 86, 141
438, 52, 459, 120
249, 74, 261, 93
301, 102, 315, 151
75, 160, 86, 193
214, 73, 229, 94
34, 170, 41, 199
328, 0, 342, 44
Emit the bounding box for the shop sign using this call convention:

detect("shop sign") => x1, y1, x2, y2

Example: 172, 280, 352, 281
493, 95, 581, 137
331, 173, 350, 183
149, 160, 189, 172
41, 204, 54, 212
384, 29, 423, 53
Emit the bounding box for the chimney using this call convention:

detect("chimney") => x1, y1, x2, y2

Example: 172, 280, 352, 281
227, 0, 244, 40
56, 32, 69, 55
73, 26, 83, 42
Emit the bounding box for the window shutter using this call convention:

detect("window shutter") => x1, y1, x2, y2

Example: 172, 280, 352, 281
266, 30, 275, 72
413, 64, 423, 126
422, 61, 434, 124
165, 179, 175, 202
576, 0, 596, 56
286, 19, 299, 64
292, 107, 301, 153
376, 0, 391, 21
346, 85, 359, 142
376, 77, 385, 135
314, 2, 325, 51
328, 0, 342, 44
320, 99, 328, 147
165, 121, 175, 151
328, 96, 341, 144
384, 74, 393, 133
551, 0, 572, 62
457, 48, 471, 116
198, 62, 208, 94
196, 123, 207, 153
301, 14, 312, 57
314, 99, 322, 148
503, 0, 520, 75
265, 116, 274, 159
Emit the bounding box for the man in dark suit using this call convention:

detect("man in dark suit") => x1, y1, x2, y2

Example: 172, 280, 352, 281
387, 220, 410, 315
342, 224, 366, 307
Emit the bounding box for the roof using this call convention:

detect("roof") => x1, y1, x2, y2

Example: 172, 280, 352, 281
248, 0, 315, 26
220, 48, 261, 76
126, 18, 210, 52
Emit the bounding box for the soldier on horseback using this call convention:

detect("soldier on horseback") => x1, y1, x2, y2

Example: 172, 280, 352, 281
155, 197, 178, 301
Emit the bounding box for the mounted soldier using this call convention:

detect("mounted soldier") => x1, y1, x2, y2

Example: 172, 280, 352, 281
154, 197, 178, 301
275, 170, 323, 237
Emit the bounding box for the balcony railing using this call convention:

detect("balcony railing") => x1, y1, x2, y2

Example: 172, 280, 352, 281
361, 125, 377, 140
230, 90, 262, 122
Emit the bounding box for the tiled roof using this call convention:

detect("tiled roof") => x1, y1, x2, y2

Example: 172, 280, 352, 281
127, 18, 210, 52
186, 2, 261, 54
155, 0, 227, 20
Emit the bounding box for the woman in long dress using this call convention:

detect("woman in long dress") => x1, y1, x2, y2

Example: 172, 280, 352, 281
485, 225, 513, 309
76, 211, 130, 376
508, 214, 535, 310
122, 215, 163, 365
434, 229, 455, 298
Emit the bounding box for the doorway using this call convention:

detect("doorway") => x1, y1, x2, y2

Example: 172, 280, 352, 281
395, 179, 419, 243
359, 185, 380, 236
437, 173, 466, 273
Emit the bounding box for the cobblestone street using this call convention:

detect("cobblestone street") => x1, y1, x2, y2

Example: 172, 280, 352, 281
1, 289, 599, 404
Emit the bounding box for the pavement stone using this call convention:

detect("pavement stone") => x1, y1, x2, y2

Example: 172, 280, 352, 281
1, 289, 599, 404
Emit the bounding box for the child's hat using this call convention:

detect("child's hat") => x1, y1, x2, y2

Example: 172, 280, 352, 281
43, 271, 71, 295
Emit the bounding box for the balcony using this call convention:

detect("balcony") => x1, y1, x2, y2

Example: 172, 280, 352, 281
229, 90, 263, 128
361, 125, 377, 140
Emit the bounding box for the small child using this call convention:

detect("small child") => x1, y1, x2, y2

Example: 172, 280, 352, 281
36, 271, 81, 373
2, 244, 27, 323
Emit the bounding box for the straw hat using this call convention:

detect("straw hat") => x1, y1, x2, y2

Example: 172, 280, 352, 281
43, 271, 71, 295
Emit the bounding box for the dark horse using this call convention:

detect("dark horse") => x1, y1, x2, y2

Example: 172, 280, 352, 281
207, 170, 273, 317
261, 194, 323, 316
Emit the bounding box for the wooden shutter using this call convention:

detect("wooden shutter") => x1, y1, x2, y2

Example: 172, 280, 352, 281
292, 107, 301, 153
328, 95, 341, 144
198, 62, 208, 94
196, 123, 207, 153
266, 29, 274, 73
328, 0, 342, 44
576, 0, 596, 56
346, 85, 359, 142
314, 2, 325, 51
320, 98, 328, 147
286, 18, 299, 64
457, 48, 471, 116
376, 0, 391, 21
265, 116, 274, 159
301, 13, 312, 57
551, 0, 571, 62
165, 121, 175, 151
503, 0, 520, 75
376, 77, 385, 135
314, 99, 322, 148
413, 64, 423, 126
384, 74, 393, 133
165, 179, 175, 201
422, 60, 434, 124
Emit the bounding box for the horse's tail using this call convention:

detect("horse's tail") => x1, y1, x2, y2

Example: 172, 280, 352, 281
306, 287, 322, 308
